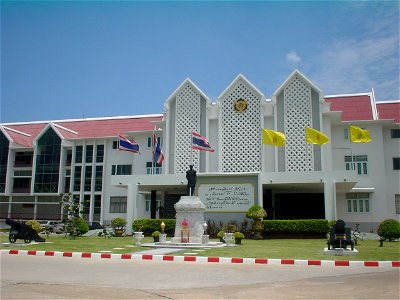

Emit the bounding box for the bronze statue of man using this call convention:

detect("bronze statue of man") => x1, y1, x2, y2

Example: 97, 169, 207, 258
186, 165, 197, 196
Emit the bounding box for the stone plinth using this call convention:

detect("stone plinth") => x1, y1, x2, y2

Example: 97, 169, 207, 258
172, 196, 206, 244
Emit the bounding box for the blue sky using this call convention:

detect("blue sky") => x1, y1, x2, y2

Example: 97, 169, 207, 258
1, 1, 399, 123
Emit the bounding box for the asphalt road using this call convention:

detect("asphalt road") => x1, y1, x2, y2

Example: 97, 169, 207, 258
1, 255, 399, 299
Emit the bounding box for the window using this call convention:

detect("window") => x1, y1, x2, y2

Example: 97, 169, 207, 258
73, 166, 81, 192
111, 164, 132, 175
66, 150, 72, 166
34, 129, 61, 193
96, 145, 104, 163
147, 136, 162, 148
112, 141, 119, 149
345, 155, 368, 175
344, 128, 349, 140
146, 162, 162, 175
395, 195, 400, 214
95, 166, 103, 191
110, 196, 127, 213
393, 158, 400, 170
84, 166, 92, 191
145, 199, 162, 213
85, 145, 93, 163
14, 152, 33, 167
391, 129, 400, 138
75, 146, 83, 163
347, 193, 370, 213
94, 195, 101, 216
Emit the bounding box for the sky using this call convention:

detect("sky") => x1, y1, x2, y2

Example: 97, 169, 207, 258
1, 1, 399, 124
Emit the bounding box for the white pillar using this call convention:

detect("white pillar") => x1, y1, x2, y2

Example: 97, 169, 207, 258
324, 180, 335, 220
126, 183, 138, 235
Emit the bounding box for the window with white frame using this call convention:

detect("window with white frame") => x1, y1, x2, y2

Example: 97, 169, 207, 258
111, 164, 132, 175
347, 193, 370, 213
391, 129, 400, 138
147, 136, 162, 148
146, 162, 162, 175
344, 128, 349, 140
110, 196, 127, 213
145, 195, 161, 213
393, 158, 400, 170
345, 155, 368, 175
395, 194, 400, 214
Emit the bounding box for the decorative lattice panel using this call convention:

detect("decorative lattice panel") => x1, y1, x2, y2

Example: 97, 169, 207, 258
284, 76, 313, 171
221, 81, 261, 172
174, 83, 200, 174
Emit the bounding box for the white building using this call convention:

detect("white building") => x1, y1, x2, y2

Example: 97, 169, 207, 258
1, 70, 399, 234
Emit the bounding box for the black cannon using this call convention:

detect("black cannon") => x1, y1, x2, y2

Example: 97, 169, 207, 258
5, 218, 46, 243
327, 219, 354, 250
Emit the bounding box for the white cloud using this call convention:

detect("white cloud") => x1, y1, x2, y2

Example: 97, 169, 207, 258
308, 9, 399, 101
286, 51, 301, 64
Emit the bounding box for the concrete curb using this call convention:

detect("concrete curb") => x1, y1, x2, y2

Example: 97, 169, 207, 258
2, 249, 399, 268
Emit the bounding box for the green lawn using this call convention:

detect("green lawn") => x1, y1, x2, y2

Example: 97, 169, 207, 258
1, 235, 399, 261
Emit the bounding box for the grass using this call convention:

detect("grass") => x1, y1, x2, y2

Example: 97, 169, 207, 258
1, 234, 399, 261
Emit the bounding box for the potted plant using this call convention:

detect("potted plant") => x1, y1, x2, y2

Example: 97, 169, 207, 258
111, 217, 127, 237
217, 231, 225, 243
152, 230, 161, 242
246, 205, 267, 239
234, 232, 245, 245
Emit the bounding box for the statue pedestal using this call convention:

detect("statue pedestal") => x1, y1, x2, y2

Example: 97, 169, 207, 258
172, 196, 206, 244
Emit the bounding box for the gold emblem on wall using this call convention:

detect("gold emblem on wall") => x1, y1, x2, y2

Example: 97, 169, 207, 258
233, 98, 248, 112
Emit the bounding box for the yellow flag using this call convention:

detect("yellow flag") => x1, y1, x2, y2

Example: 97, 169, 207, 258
305, 128, 329, 145
349, 125, 371, 143
262, 129, 286, 146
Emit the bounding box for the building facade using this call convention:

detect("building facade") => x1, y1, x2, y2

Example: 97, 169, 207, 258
1, 70, 399, 234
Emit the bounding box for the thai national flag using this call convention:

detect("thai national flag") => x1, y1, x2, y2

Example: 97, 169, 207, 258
192, 132, 214, 152
153, 134, 164, 165
118, 134, 140, 153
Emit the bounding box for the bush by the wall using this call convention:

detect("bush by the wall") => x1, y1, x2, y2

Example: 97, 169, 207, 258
25, 220, 42, 233
377, 219, 400, 241
72, 217, 89, 236
132, 219, 175, 236
263, 219, 329, 235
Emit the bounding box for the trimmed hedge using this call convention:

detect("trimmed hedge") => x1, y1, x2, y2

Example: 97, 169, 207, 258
132, 219, 176, 236
263, 219, 329, 234
132, 218, 330, 236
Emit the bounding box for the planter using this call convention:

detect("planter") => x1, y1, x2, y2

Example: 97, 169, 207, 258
114, 229, 124, 237
153, 236, 159, 243
252, 218, 264, 240
235, 238, 242, 245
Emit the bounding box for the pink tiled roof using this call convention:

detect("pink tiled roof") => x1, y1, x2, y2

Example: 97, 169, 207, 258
376, 101, 400, 124
325, 94, 374, 121
2, 115, 163, 147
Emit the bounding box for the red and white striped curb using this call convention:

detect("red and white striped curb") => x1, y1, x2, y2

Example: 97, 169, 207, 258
1, 249, 399, 268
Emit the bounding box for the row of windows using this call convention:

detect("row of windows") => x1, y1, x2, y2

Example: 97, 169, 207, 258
109, 196, 162, 213
343, 128, 400, 139
112, 137, 163, 150
75, 145, 104, 164
346, 193, 370, 213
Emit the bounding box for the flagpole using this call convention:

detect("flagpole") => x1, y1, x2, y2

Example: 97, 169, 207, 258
190, 133, 193, 166
153, 126, 156, 175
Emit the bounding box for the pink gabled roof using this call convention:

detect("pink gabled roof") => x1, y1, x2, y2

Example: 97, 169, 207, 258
376, 101, 400, 124
1, 115, 163, 147
325, 94, 374, 122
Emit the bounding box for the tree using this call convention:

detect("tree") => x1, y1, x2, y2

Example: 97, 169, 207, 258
60, 193, 89, 239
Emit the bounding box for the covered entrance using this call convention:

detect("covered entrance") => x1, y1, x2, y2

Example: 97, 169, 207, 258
263, 183, 325, 220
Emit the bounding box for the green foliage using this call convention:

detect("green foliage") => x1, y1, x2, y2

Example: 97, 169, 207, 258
245, 205, 267, 219
217, 231, 225, 238
132, 219, 175, 235
111, 217, 127, 230
73, 217, 89, 236
151, 231, 161, 237
263, 219, 329, 234
234, 232, 245, 239
25, 220, 43, 233
223, 224, 237, 233
377, 219, 400, 241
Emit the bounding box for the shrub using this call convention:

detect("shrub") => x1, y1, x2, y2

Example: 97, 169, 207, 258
377, 219, 400, 241
152, 231, 161, 237
223, 224, 237, 233
25, 220, 42, 233
246, 205, 267, 219
217, 231, 225, 238
263, 219, 329, 235
71, 217, 89, 236
111, 217, 127, 230
132, 219, 175, 235
233, 232, 245, 240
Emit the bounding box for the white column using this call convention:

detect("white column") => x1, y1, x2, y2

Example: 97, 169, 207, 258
324, 180, 335, 220
126, 183, 138, 235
